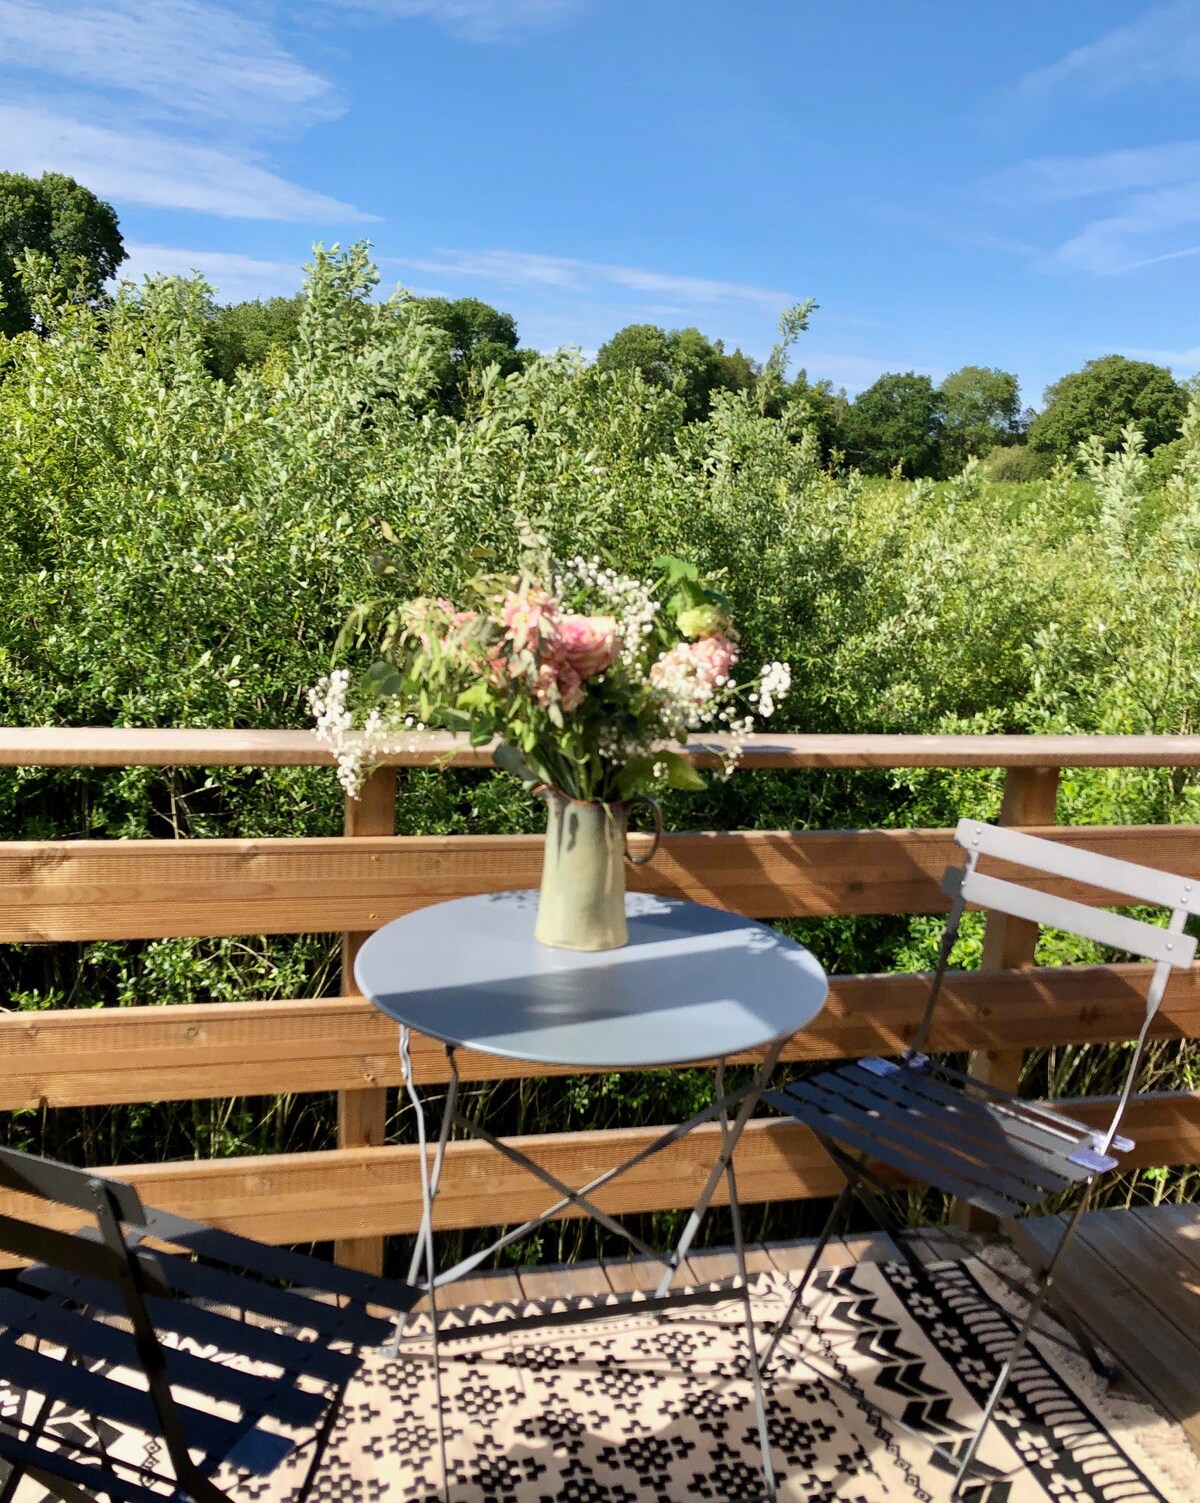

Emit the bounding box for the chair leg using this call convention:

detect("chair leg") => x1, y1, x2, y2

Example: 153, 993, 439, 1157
999, 1214, 1119, 1382
294, 1376, 351, 1503
951, 1195, 1091, 1498
759, 1179, 854, 1373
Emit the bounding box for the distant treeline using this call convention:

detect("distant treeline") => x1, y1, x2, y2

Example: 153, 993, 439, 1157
0, 169, 1191, 486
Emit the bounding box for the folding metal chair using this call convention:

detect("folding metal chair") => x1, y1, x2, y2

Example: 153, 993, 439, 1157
0, 1146, 423, 1503
761, 818, 1197, 1497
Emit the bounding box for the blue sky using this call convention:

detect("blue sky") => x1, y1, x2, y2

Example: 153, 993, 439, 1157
1, 0, 1198, 404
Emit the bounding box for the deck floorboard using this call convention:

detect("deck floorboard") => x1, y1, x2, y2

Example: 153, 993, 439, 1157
1016, 1201, 1200, 1454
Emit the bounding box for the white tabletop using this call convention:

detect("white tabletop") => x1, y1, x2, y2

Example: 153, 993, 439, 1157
354, 890, 828, 1069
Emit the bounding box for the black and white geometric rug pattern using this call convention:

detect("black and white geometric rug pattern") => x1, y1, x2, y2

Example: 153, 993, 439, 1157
0, 1258, 1191, 1503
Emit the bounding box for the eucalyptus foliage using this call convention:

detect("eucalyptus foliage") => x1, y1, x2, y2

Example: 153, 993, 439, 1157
0, 245, 1196, 1237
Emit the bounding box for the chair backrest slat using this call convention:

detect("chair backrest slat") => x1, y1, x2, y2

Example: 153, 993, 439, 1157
0, 1145, 146, 1225
954, 818, 1198, 912
955, 867, 1196, 967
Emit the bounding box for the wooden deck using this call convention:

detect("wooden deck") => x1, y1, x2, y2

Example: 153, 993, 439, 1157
440, 1204, 1200, 1458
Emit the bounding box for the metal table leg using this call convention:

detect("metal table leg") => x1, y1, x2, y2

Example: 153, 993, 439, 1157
390, 1026, 453, 1502
715, 1056, 778, 1501
391, 1030, 784, 1501
654, 1038, 785, 1298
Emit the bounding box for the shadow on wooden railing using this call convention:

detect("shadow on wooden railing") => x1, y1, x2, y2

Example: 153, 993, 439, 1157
0, 729, 1198, 1274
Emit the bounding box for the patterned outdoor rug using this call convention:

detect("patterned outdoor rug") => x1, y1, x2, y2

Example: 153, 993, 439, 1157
2, 1257, 1194, 1503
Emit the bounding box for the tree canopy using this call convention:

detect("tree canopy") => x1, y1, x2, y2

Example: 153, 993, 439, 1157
0, 171, 125, 337
206, 295, 304, 382
1028, 355, 1185, 456
839, 371, 945, 477
938, 365, 1022, 469
421, 295, 534, 409
596, 323, 757, 422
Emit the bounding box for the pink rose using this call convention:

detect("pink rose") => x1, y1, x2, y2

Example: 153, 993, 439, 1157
550, 614, 617, 679
650, 632, 739, 699
556, 662, 585, 712
531, 660, 585, 713
691, 632, 738, 684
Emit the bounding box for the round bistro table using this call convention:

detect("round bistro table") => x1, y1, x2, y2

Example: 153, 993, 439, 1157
354, 888, 828, 1502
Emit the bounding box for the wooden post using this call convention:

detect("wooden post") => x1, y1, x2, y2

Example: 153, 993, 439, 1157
952, 764, 1060, 1232
335, 764, 397, 1273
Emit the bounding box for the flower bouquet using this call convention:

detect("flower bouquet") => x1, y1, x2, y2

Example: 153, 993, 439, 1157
310, 535, 789, 951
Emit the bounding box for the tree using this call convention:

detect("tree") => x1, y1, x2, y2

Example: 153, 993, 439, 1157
206, 295, 303, 381
420, 296, 533, 410
1028, 355, 1185, 456
938, 365, 1022, 470
0, 171, 125, 337
839, 371, 944, 477
595, 322, 757, 422
781, 369, 849, 455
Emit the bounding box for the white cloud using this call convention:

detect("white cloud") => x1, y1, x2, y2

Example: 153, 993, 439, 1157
119, 242, 304, 302
327, 0, 582, 43
0, 106, 372, 222
992, 142, 1200, 204
992, 141, 1200, 276
0, 0, 339, 134
0, 1, 368, 221
1015, 1, 1200, 105
389, 248, 794, 309
1053, 179, 1200, 276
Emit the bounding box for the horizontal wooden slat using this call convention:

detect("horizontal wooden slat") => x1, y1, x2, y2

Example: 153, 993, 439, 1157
0, 1092, 1194, 1247
3, 824, 1199, 942
3, 728, 1200, 770
4, 962, 1199, 1108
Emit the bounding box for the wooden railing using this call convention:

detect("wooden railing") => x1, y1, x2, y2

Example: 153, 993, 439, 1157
1, 729, 1199, 1274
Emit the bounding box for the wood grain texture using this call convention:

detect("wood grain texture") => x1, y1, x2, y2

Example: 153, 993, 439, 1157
4, 728, 1200, 769
0, 1092, 1193, 1247
335, 765, 395, 1275
1014, 1206, 1200, 1447
3, 824, 1200, 942
3, 962, 1198, 1109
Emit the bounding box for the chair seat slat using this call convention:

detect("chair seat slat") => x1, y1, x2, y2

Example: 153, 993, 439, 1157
764, 1083, 1022, 1219
815, 1070, 1058, 1204
140, 1208, 419, 1313
0, 1286, 328, 1428
16, 1266, 359, 1386
0, 1424, 157, 1503
838, 1065, 1088, 1190
0, 1343, 277, 1473
71, 1237, 393, 1347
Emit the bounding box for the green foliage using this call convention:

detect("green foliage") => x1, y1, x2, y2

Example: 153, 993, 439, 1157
595, 322, 758, 423
938, 364, 1022, 470
1028, 354, 1185, 457
983, 442, 1054, 483
419, 295, 534, 412
206, 294, 304, 382
0, 241, 1196, 1226
839, 371, 945, 477
0, 171, 125, 337
779, 369, 848, 454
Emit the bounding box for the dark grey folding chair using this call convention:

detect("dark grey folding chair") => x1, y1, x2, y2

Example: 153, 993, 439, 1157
0, 1146, 423, 1503
761, 818, 1197, 1497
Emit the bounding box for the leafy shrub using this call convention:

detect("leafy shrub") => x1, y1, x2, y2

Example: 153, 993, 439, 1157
0, 244, 1196, 1230
983, 442, 1054, 483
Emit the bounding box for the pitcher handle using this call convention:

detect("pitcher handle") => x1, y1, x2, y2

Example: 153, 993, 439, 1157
623, 796, 662, 866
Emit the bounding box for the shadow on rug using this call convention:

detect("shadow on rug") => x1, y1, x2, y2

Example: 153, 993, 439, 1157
2, 1257, 1193, 1502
